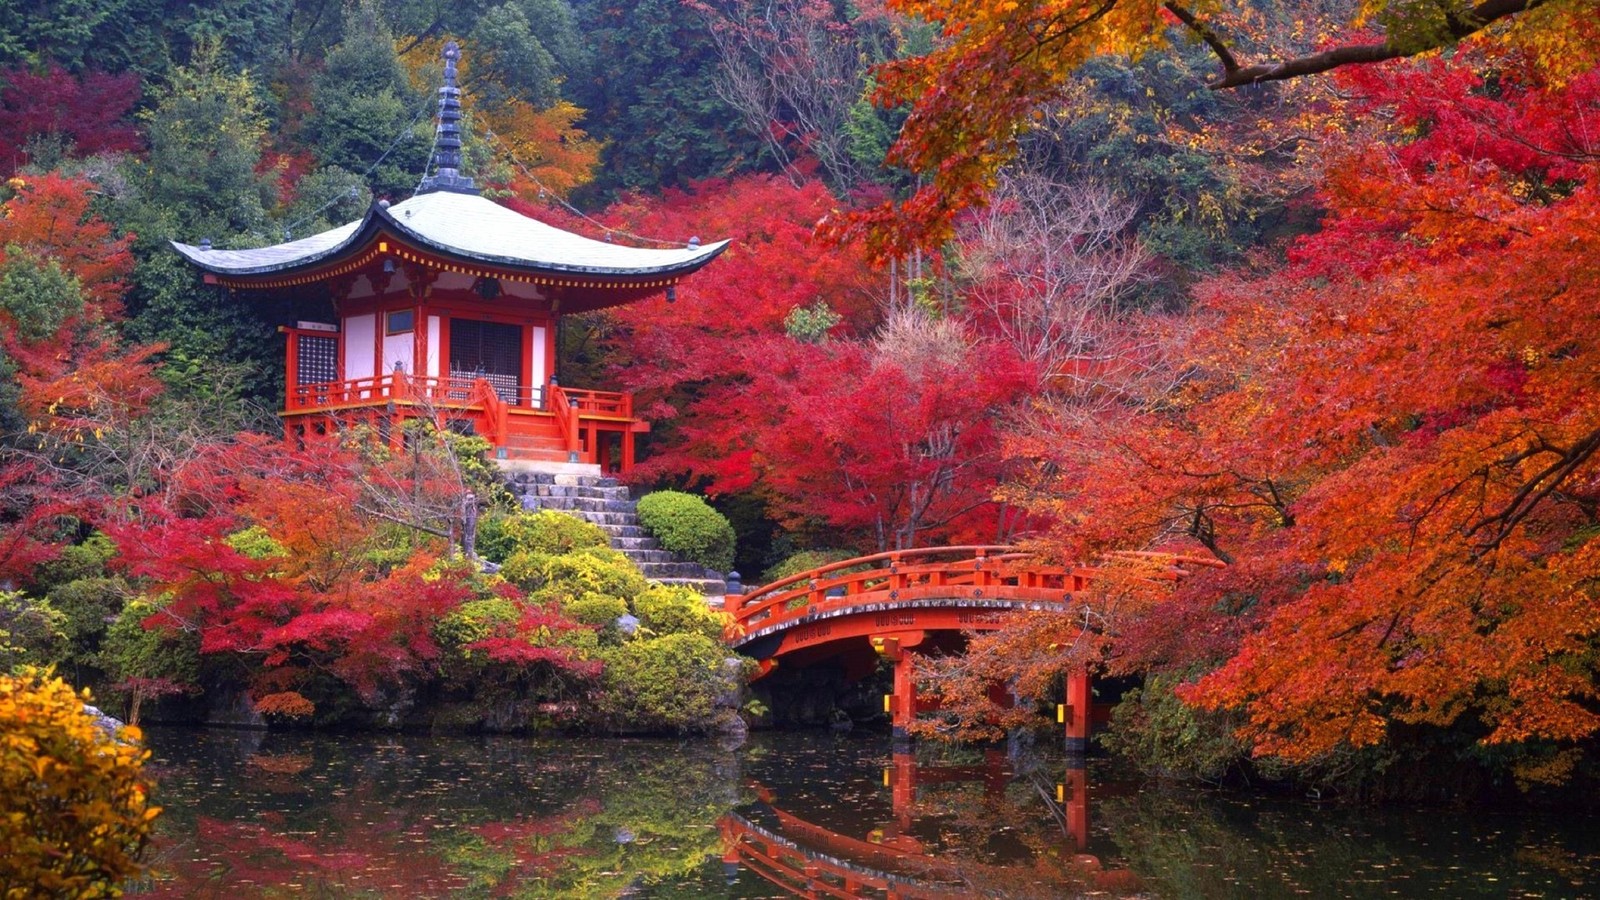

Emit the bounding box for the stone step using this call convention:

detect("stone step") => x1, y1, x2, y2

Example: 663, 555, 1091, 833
527, 496, 637, 514
503, 448, 569, 462
638, 561, 720, 579
599, 525, 647, 539
623, 549, 676, 565
610, 536, 659, 551
519, 483, 631, 501
516, 473, 620, 488
565, 510, 636, 526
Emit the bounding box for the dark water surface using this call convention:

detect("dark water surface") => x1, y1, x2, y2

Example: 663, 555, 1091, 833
136, 727, 1600, 898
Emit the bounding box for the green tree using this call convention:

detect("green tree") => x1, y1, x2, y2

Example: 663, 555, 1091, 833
0, 249, 84, 342
113, 52, 313, 405
468, 4, 558, 111
0, 0, 119, 70
309, 2, 431, 198
571, 0, 761, 194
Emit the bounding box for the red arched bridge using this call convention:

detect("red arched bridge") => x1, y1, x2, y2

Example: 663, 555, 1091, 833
724, 545, 1220, 747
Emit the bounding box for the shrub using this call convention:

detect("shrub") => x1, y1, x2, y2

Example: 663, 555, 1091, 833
478, 510, 610, 564
761, 548, 861, 584
562, 593, 629, 629
1102, 672, 1248, 783
34, 532, 117, 591
635, 491, 735, 572
0, 590, 66, 673
225, 525, 287, 560
599, 633, 735, 733
101, 598, 200, 724
435, 597, 523, 655
504, 547, 648, 601
47, 577, 128, 677
0, 668, 159, 895
633, 584, 727, 642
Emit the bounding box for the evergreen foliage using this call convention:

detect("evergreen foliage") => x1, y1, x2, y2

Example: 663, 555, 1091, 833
635, 491, 735, 572
569, 0, 760, 193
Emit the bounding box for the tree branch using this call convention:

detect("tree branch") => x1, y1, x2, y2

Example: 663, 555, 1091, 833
1176, 0, 1552, 90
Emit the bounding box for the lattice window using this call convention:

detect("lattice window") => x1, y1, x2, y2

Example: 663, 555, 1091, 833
449, 319, 524, 405
297, 334, 338, 386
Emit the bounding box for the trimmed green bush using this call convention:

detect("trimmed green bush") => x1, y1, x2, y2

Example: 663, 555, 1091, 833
761, 548, 860, 583
478, 510, 610, 564
633, 584, 726, 642
634, 491, 735, 572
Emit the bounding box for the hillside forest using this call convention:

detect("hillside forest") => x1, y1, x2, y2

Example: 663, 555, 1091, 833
1, 0, 1599, 799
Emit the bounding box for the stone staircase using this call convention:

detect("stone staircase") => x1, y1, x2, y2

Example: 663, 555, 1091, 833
507, 471, 727, 598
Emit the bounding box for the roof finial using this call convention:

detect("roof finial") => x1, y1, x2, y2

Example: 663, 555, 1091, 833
417, 40, 479, 196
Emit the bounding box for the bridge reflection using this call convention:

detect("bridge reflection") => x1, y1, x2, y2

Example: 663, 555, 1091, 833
719, 751, 1140, 898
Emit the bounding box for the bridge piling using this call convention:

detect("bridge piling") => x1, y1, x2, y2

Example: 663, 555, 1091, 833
1062, 669, 1092, 756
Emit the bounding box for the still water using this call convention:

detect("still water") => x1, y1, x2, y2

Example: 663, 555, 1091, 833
137, 727, 1599, 898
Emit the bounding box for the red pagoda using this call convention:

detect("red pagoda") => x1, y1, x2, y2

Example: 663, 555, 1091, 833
172, 43, 726, 474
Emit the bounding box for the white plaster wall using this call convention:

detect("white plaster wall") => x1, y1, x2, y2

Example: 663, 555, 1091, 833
383, 331, 413, 374
532, 325, 547, 391
427, 316, 441, 378
344, 313, 376, 386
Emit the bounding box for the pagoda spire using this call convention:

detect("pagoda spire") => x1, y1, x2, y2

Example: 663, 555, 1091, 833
417, 41, 478, 195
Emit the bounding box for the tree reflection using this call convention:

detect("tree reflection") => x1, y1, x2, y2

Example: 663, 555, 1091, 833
137, 729, 1600, 898
139, 730, 745, 897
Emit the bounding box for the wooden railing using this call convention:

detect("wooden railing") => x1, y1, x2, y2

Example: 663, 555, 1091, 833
726, 546, 1224, 646
287, 373, 550, 413
562, 387, 632, 419
283, 373, 644, 418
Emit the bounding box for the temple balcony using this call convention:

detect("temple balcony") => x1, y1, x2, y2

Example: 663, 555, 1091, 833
281, 371, 646, 473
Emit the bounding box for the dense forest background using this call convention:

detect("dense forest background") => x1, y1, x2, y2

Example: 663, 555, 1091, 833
2, 0, 1599, 798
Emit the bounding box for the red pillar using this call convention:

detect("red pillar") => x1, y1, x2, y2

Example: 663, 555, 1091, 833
889, 751, 916, 827
1062, 669, 1092, 756
1060, 762, 1089, 851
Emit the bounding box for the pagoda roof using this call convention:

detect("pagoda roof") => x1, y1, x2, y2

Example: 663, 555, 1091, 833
170, 191, 728, 283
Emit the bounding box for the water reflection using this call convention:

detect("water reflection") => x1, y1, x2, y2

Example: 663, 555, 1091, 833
722, 749, 1139, 898
138, 728, 1600, 898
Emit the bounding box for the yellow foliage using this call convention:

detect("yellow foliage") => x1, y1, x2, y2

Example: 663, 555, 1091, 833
0, 669, 159, 897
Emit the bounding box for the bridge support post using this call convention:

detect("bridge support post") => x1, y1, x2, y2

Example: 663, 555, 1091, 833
1062, 669, 1092, 756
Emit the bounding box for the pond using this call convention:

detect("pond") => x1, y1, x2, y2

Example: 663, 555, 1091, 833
135, 727, 1599, 898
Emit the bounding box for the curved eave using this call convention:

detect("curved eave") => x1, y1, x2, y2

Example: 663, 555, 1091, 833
170, 215, 376, 277
170, 199, 730, 286
372, 202, 731, 279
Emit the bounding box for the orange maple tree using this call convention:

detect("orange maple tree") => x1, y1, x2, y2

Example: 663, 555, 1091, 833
997, 49, 1600, 784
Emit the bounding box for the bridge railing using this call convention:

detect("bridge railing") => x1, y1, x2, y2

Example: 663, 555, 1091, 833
725, 546, 1226, 642
726, 546, 1076, 638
